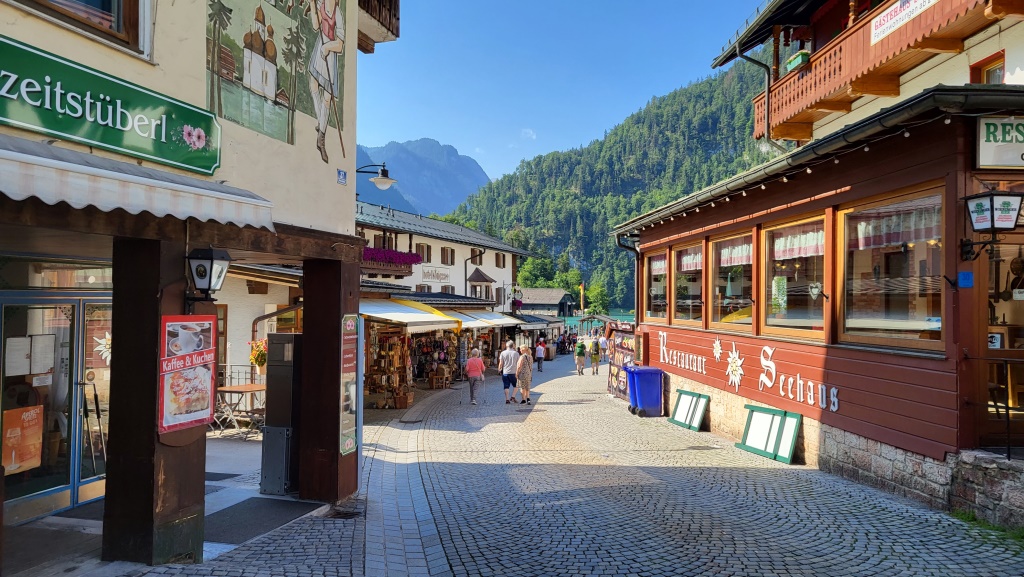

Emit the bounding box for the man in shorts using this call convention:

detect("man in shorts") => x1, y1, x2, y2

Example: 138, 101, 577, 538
599, 334, 609, 362
497, 340, 520, 404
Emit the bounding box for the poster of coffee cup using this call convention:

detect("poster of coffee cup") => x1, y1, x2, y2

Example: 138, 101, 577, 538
166, 321, 213, 357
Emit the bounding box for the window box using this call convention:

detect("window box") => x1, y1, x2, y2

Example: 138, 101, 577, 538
785, 50, 810, 73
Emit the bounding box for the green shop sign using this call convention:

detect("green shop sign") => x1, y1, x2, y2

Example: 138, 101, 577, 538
0, 36, 220, 174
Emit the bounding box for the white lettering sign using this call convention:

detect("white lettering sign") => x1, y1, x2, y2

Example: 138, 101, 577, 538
871, 0, 939, 45
978, 117, 1024, 169
658, 331, 707, 376
421, 266, 451, 283
757, 345, 839, 413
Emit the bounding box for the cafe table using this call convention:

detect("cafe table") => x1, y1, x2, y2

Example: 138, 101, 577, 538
215, 383, 267, 437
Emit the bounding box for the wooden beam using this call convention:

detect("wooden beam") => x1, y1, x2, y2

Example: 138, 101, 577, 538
911, 38, 964, 53
357, 31, 375, 54
848, 75, 900, 97
812, 101, 853, 113
771, 122, 813, 141
986, 0, 1024, 19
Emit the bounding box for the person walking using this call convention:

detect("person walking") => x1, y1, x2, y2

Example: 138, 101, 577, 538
464, 348, 486, 405
516, 345, 534, 405
574, 339, 587, 375
599, 333, 609, 362
497, 340, 520, 404
589, 339, 601, 375
535, 339, 545, 372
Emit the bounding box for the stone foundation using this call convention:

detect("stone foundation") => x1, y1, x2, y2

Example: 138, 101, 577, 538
663, 373, 1024, 529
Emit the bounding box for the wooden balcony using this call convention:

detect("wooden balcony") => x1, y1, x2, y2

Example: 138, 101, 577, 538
361, 246, 417, 278
361, 260, 412, 278
358, 0, 400, 53
753, 0, 999, 141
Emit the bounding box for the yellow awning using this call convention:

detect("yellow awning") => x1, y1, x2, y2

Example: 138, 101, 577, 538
393, 299, 462, 334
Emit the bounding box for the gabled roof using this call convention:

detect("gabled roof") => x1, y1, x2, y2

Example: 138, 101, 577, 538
712, 0, 821, 69
399, 292, 495, 307
356, 201, 530, 256
519, 288, 569, 305
466, 268, 496, 283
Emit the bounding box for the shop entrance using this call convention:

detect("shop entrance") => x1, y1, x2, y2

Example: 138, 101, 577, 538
983, 242, 1024, 448
1, 297, 112, 524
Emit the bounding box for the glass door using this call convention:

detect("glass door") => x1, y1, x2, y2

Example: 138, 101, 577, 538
77, 301, 111, 502
1, 302, 76, 521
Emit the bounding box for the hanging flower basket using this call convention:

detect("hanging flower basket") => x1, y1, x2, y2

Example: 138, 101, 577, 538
785, 50, 810, 73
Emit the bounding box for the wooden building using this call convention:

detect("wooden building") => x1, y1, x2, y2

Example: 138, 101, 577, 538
614, 0, 1024, 528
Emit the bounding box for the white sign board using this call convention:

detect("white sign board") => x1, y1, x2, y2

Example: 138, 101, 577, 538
978, 117, 1024, 169
871, 0, 939, 45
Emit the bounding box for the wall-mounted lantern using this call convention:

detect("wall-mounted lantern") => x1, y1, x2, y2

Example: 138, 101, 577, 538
186, 247, 232, 312
961, 190, 1024, 261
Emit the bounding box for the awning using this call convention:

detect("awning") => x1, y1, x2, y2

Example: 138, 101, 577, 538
0, 133, 274, 231
516, 314, 549, 330
440, 311, 492, 330
360, 299, 459, 333
392, 299, 461, 333
457, 310, 521, 327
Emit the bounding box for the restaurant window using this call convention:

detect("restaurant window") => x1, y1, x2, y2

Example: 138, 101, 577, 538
441, 247, 455, 265
645, 253, 668, 319
672, 245, 702, 323
471, 249, 483, 266
840, 191, 943, 347
971, 51, 1005, 85
711, 234, 753, 328
19, 0, 142, 49
764, 220, 826, 336
442, 285, 455, 294
415, 243, 432, 263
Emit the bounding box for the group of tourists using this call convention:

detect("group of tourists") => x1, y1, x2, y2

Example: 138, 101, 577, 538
573, 333, 608, 375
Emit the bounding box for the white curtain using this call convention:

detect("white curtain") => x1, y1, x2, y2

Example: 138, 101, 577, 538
772, 224, 825, 259
676, 249, 702, 272
719, 239, 752, 267
850, 196, 941, 250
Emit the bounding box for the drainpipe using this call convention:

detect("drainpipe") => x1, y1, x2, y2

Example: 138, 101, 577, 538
465, 248, 487, 296
738, 47, 788, 155
615, 233, 641, 318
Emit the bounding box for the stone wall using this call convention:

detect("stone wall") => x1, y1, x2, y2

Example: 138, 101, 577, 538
663, 373, 1024, 529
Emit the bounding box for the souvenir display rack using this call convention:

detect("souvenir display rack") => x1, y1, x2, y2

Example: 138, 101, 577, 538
365, 323, 412, 409
411, 331, 459, 385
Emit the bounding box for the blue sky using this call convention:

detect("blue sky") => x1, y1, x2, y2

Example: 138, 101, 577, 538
357, 1, 765, 180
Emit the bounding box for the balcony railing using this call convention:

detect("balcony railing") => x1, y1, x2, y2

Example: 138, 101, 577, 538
753, 0, 990, 140
361, 246, 420, 278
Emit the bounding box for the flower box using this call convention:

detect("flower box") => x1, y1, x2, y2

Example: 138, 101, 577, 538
785, 50, 810, 73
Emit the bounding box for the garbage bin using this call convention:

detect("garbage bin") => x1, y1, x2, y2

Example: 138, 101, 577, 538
632, 366, 664, 417
625, 365, 640, 414
545, 344, 556, 361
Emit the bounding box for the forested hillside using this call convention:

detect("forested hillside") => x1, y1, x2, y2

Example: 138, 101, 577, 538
446, 56, 777, 309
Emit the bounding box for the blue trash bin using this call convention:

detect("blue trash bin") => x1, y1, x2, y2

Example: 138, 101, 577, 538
625, 365, 639, 414
632, 367, 664, 417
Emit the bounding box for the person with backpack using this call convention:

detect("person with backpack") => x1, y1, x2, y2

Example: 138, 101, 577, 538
574, 339, 587, 375
589, 339, 601, 375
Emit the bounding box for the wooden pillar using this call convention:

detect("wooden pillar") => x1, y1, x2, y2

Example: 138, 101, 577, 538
102, 237, 207, 565
299, 259, 360, 502
771, 26, 781, 82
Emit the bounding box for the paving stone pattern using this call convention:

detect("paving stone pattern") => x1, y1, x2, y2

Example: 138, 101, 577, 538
135, 355, 1024, 576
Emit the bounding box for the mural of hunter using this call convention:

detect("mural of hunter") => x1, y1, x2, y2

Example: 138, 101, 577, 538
206, 0, 345, 160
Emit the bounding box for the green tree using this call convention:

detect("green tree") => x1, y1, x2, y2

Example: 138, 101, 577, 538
207, 0, 233, 117
585, 284, 611, 315
518, 257, 555, 288
554, 269, 583, 295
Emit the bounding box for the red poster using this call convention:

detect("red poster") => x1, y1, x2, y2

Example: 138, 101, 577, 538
158, 315, 217, 433
3, 405, 43, 475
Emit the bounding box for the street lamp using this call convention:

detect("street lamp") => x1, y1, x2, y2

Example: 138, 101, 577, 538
961, 190, 1024, 260
185, 247, 232, 312
356, 163, 397, 191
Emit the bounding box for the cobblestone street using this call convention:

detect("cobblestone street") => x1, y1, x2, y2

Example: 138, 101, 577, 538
138, 354, 1024, 577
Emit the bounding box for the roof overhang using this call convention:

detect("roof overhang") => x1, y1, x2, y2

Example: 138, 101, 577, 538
712, 0, 820, 69
360, 299, 458, 333
0, 133, 274, 231
613, 85, 1024, 236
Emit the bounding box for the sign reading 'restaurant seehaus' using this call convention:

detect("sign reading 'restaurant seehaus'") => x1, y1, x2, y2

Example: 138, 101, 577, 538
978, 116, 1024, 170
0, 36, 221, 175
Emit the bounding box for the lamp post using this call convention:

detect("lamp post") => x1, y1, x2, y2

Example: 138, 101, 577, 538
356, 163, 397, 191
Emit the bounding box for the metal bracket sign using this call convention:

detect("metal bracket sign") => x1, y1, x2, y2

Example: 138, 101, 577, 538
0, 35, 221, 174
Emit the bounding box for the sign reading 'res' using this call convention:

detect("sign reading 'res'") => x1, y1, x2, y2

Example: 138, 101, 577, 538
0, 35, 221, 174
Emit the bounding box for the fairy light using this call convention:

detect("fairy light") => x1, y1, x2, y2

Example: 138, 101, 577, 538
761, 184, 766, 190
742, 190, 747, 196
863, 144, 870, 152
806, 167, 812, 174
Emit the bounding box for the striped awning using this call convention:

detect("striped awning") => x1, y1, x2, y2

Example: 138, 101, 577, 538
360, 299, 459, 333
456, 310, 522, 327
440, 310, 492, 330
0, 133, 274, 231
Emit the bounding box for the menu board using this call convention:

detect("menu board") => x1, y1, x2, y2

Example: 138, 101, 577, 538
3, 405, 43, 475
340, 314, 359, 455
606, 322, 635, 400
158, 315, 217, 433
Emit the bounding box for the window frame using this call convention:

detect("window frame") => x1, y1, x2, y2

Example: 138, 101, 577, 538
415, 243, 432, 263
707, 230, 757, 334
670, 242, 705, 328
643, 250, 670, 322
971, 50, 1005, 85
471, 248, 483, 266
441, 285, 455, 294
441, 247, 454, 266
415, 284, 431, 293
15, 0, 143, 50
495, 253, 506, 268
836, 185, 945, 351
760, 215, 828, 341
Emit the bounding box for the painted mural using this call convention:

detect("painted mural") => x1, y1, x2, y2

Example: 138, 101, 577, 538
206, 0, 346, 161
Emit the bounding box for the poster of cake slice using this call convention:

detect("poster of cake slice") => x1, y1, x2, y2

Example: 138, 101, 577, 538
158, 315, 217, 433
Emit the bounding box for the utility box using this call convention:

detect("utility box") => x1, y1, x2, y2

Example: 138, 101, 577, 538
260, 333, 302, 495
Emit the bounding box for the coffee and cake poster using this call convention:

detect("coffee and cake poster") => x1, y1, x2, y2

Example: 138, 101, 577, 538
158, 315, 216, 433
